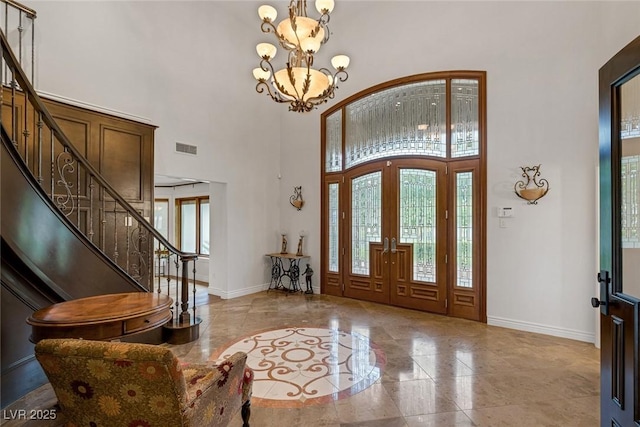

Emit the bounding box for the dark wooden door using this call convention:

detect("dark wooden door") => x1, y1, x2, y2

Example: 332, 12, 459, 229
598, 34, 640, 427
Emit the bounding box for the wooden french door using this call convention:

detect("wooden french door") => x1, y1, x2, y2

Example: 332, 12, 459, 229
339, 157, 482, 320
343, 159, 448, 313
597, 35, 640, 427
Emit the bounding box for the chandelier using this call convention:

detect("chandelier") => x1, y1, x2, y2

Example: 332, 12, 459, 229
252, 0, 350, 113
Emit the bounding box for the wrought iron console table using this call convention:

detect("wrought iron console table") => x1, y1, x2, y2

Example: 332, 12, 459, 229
265, 253, 310, 293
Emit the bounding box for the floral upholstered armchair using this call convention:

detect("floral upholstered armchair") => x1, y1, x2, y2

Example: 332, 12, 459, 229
34, 338, 253, 427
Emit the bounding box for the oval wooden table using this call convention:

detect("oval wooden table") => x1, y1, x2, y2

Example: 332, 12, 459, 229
27, 292, 173, 343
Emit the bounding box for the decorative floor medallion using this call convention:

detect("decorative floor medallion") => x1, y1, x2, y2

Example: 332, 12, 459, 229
211, 327, 385, 407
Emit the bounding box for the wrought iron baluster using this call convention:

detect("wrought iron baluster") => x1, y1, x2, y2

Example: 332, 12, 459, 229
100, 188, 106, 252
55, 147, 75, 216
11, 76, 16, 148
156, 240, 162, 294
148, 241, 153, 292
75, 152, 80, 225
49, 128, 54, 199
36, 112, 42, 184
88, 176, 94, 243
192, 260, 197, 320
166, 251, 172, 300
125, 213, 130, 273
113, 204, 118, 266
174, 256, 180, 321
23, 85, 28, 164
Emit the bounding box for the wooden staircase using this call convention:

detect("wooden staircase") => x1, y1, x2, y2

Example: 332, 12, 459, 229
0, 1, 201, 407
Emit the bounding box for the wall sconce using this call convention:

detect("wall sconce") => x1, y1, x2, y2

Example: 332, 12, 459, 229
290, 186, 304, 210
514, 165, 549, 205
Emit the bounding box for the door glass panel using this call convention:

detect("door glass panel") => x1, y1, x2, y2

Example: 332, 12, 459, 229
326, 110, 343, 172
345, 80, 447, 169
621, 156, 640, 247
351, 172, 382, 275
399, 169, 437, 282
620, 73, 640, 299
328, 183, 340, 272
456, 172, 473, 288
451, 79, 479, 158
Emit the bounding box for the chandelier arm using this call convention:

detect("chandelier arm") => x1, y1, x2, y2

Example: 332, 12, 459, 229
334, 69, 349, 83
260, 20, 278, 36
262, 21, 297, 51
315, 13, 331, 43
317, 67, 349, 85
256, 78, 294, 105
256, 80, 279, 101
304, 93, 334, 108
259, 57, 277, 76
257, 58, 296, 103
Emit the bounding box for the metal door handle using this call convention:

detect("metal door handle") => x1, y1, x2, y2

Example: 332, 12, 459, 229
596, 270, 611, 315
383, 237, 389, 254
391, 237, 397, 254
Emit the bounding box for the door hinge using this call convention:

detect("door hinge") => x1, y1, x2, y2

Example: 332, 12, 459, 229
342, 211, 345, 219
342, 247, 345, 256
445, 165, 448, 174
445, 210, 448, 220
445, 298, 448, 308
445, 254, 448, 264
342, 176, 345, 183
342, 283, 345, 291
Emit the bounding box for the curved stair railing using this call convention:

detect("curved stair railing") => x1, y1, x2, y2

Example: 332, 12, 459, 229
0, 27, 201, 343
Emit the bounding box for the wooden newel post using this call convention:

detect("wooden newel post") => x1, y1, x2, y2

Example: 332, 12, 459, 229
179, 256, 196, 324
164, 254, 201, 344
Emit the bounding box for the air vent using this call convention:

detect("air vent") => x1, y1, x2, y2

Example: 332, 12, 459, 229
175, 142, 197, 155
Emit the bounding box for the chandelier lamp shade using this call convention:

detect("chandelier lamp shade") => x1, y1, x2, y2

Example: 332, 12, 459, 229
253, 0, 350, 113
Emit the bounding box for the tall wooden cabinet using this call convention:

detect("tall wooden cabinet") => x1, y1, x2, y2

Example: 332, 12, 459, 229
1, 88, 156, 287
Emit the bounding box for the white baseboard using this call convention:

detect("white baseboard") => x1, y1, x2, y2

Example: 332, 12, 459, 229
487, 315, 596, 344
208, 283, 267, 300
208, 284, 322, 299
37, 90, 153, 125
